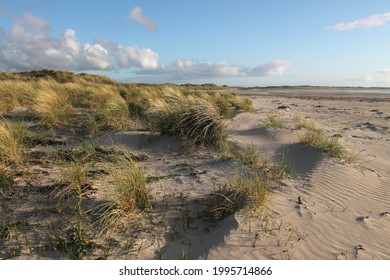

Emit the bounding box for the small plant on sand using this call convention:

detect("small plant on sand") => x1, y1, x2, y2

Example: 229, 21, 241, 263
0, 119, 28, 165
207, 171, 270, 219
293, 115, 315, 131
52, 153, 89, 200
50, 149, 95, 259
297, 120, 361, 164
239, 144, 263, 167
52, 220, 93, 260
235, 144, 290, 180
298, 129, 345, 159
264, 115, 285, 129
97, 150, 150, 232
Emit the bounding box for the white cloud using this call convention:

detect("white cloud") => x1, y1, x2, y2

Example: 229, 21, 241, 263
77, 43, 112, 71
95, 37, 160, 70
61, 29, 80, 55
0, 13, 292, 81
0, 13, 160, 72
129, 7, 157, 31
327, 12, 390, 31
140, 59, 292, 79
12, 12, 51, 37
250, 60, 292, 76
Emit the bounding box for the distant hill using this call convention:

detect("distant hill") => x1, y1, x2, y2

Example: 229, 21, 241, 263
0, 69, 118, 85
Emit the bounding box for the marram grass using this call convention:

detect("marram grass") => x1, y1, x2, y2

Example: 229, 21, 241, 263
33, 84, 73, 127
145, 92, 228, 150
0, 119, 27, 165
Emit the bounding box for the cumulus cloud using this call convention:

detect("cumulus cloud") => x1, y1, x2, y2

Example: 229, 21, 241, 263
0, 12, 292, 81
129, 7, 157, 31
249, 60, 292, 76
0, 13, 160, 71
327, 12, 390, 31
140, 59, 292, 78
95, 37, 159, 70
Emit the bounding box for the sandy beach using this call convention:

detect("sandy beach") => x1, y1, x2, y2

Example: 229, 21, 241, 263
219, 92, 390, 259
96, 91, 390, 260
1, 81, 389, 260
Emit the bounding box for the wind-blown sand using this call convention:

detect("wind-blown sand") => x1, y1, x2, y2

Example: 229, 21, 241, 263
113, 92, 389, 260
223, 94, 390, 259
2, 90, 389, 260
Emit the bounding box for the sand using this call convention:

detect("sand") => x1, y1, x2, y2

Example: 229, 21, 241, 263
96, 91, 390, 260
221, 94, 390, 260
2, 91, 389, 260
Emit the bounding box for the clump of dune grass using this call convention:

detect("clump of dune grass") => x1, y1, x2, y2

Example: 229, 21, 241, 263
50, 151, 90, 202
294, 116, 346, 158
225, 93, 255, 113
0, 119, 28, 165
293, 115, 315, 130
33, 83, 73, 127
201, 91, 255, 117
205, 91, 234, 118
235, 144, 290, 179
97, 149, 150, 232
207, 171, 270, 219
298, 128, 346, 159
145, 92, 228, 150
0, 81, 37, 113
101, 95, 132, 132
296, 119, 361, 164
264, 115, 285, 128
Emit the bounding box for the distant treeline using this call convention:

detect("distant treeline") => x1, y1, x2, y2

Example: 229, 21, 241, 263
1, 69, 389, 90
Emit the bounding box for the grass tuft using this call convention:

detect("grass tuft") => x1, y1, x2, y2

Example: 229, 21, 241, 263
97, 149, 150, 232
207, 171, 270, 219
293, 115, 315, 130
102, 95, 132, 132
0, 119, 28, 165
33, 83, 73, 127
145, 93, 228, 150
298, 128, 346, 159
264, 115, 284, 128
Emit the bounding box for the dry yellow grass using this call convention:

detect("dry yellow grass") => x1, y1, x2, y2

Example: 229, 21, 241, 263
0, 119, 27, 165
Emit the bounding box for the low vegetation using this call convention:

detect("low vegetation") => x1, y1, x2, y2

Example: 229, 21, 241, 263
210, 171, 271, 219
294, 116, 359, 163
0, 119, 28, 165
144, 91, 229, 150
264, 115, 285, 129
0, 69, 262, 259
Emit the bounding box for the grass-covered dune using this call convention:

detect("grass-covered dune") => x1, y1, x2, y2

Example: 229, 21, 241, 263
0, 69, 253, 146
1, 69, 271, 260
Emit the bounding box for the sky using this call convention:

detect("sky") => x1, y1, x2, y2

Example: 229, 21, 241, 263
1, 0, 390, 87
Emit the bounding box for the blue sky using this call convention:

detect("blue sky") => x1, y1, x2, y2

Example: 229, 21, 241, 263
1, 0, 390, 86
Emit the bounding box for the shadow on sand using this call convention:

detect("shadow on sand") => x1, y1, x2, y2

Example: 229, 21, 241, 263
156, 211, 238, 260
275, 143, 325, 177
